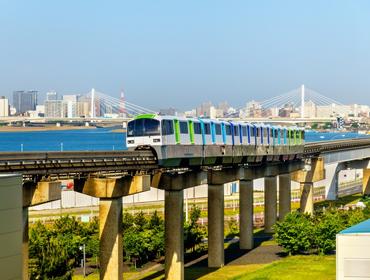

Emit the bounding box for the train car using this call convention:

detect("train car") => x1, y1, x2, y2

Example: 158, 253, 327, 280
127, 114, 305, 167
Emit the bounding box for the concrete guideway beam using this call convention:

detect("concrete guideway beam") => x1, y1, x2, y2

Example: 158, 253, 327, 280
208, 184, 225, 268
74, 175, 151, 198
152, 171, 207, 191
279, 174, 291, 221
165, 190, 184, 280
208, 169, 239, 185
99, 198, 123, 280
23, 180, 61, 207
239, 180, 254, 250
264, 176, 277, 233
291, 157, 325, 183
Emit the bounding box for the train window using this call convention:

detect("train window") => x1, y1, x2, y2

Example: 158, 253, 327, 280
302, 131, 305, 139
274, 129, 278, 138
234, 126, 239, 136
179, 121, 188, 134
162, 119, 174, 135
127, 121, 135, 137
270, 129, 274, 137
225, 124, 232, 135
215, 124, 222, 135
194, 122, 201, 134
263, 127, 267, 137
242, 126, 247, 136
281, 129, 285, 138
128, 119, 160, 137
204, 123, 211, 135
255, 127, 259, 137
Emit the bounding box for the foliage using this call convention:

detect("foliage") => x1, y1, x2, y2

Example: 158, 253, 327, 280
226, 217, 239, 238
123, 211, 165, 267
29, 216, 98, 280
184, 206, 206, 252
274, 211, 315, 255
274, 206, 368, 255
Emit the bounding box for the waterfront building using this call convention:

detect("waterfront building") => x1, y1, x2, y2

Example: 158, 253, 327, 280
45, 100, 64, 118
12, 90, 38, 115
46, 91, 58, 101
0, 96, 9, 117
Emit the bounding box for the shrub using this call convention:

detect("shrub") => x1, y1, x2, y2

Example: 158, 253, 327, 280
274, 211, 315, 255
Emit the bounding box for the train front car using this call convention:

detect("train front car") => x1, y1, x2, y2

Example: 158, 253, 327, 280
127, 114, 162, 149
127, 114, 204, 167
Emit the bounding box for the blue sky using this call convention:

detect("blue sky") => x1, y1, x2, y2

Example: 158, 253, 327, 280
0, 1, 369, 110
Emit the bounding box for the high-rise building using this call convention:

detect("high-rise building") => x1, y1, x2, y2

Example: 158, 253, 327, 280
12, 90, 38, 115
63, 95, 78, 118
0, 96, 9, 117
46, 91, 58, 101
44, 100, 64, 118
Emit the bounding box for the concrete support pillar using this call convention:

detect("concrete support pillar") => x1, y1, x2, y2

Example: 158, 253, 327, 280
165, 190, 184, 280
279, 174, 291, 221
239, 180, 254, 250
99, 198, 123, 280
264, 176, 277, 233
208, 184, 224, 268
363, 169, 370, 195
300, 183, 314, 215
22, 207, 29, 280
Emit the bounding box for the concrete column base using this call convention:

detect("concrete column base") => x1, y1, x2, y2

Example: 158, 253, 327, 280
300, 183, 314, 215
208, 184, 224, 268
279, 174, 291, 221
165, 190, 184, 280
22, 207, 29, 280
264, 177, 277, 233
239, 180, 254, 250
99, 198, 123, 280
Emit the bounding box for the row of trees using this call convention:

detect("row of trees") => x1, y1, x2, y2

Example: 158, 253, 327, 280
274, 200, 370, 255
29, 207, 206, 279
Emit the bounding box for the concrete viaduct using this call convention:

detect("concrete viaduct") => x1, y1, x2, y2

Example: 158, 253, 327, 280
0, 138, 369, 280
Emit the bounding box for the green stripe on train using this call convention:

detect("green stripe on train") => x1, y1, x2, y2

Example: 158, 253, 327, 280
188, 120, 194, 144
135, 114, 157, 119
174, 119, 180, 144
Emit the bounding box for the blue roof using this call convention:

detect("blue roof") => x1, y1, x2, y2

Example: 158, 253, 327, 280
340, 219, 370, 234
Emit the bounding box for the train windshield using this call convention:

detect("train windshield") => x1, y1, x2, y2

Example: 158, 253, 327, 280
127, 119, 160, 137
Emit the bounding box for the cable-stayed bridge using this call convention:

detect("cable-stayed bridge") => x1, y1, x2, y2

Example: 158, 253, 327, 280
88, 88, 156, 118
233, 85, 347, 120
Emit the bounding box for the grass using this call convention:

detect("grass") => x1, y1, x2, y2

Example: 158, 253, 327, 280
232, 255, 335, 280
72, 255, 335, 280
315, 193, 363, 208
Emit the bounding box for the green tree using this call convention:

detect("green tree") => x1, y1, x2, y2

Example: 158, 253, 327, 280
184, 206, 205, 252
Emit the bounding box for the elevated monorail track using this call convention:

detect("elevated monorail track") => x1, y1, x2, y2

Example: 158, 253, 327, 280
0, 138, 369, 177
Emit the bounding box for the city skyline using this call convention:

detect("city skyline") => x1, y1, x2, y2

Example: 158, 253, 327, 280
0, 1, 369, 109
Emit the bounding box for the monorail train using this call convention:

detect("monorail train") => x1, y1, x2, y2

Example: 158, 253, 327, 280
127, 114, 305, 167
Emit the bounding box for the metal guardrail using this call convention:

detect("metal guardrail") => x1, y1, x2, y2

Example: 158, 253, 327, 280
304, 138, 370, 155
0, 151, 157, 175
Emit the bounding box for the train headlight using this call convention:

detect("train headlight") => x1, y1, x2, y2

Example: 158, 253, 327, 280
153, 138, 160, 143
127, 140, 134, 144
